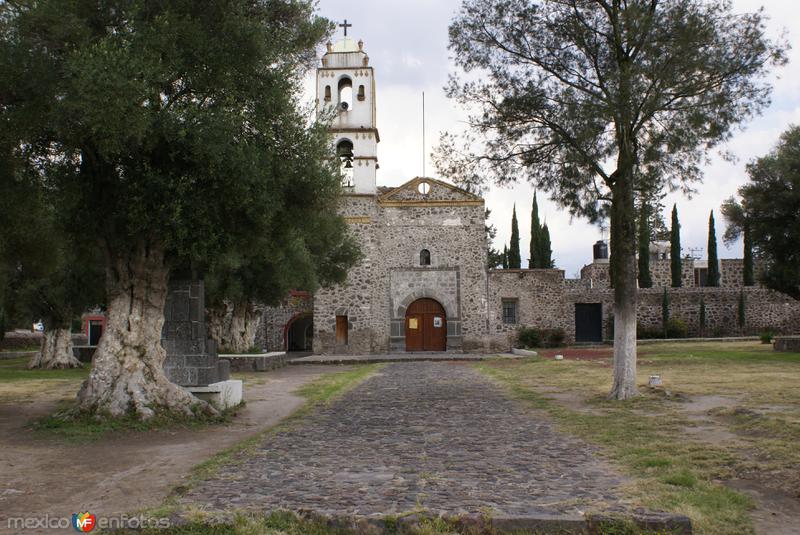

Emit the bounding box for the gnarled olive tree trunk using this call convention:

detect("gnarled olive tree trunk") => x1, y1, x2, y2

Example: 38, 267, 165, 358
77, 242, 212, 419
28, 327, 81, 369
208, 300, 261, 354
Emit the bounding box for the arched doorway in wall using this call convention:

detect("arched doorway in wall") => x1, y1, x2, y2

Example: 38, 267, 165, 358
285, 314, 313, 352
405, 298, 447, 352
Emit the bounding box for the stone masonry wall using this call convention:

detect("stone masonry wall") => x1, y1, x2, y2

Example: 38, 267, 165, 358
580, 259, 759, 290
259, 293, 313, 351
313, 184, 488, 354
484, 270, 800, 350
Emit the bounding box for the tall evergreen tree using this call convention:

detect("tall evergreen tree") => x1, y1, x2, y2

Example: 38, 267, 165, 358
508, 205, 521, 268
529, 191, 542, 268
538, 223, 554, 268
706, 210, 720, 287
637, 202, 653, 288
502, 245, 509, 269
743, 223, 755, 286
670, 205, 683, 287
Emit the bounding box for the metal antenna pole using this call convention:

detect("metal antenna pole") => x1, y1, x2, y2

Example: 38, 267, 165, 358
422, 91, 426, 177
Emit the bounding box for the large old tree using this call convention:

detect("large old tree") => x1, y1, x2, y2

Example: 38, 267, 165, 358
722, 126, 800, 299
436, 0, 785, 399
1, 0, 344, 418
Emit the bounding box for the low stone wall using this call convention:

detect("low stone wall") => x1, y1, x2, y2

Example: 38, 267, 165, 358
774, 337, 800, 352
483, 269, 800, 350
221, 352, 291, 372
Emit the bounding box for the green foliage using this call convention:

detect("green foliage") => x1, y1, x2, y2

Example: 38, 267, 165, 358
517, 327, 542, 349
759, 330, 775, 344
637, 323, 665, 340
670, 205, 682, 287
528, 191, 554, 268
0, 166, 104, 331
637, 202, 653, 288
517, 327, 565, 348
1, 0, 341, 306
722, 126, 800, 298
665, 318, 689, 339
501, 244, 509, 269
706, 211, 720, 287
507, 204, 521, 268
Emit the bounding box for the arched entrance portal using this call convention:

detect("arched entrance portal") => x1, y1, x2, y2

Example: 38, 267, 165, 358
405, 298, 447, 352
286, 314, 313, 352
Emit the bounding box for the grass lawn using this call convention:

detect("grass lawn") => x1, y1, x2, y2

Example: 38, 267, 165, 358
0, 356, 89, 403
475, 341, 800, 535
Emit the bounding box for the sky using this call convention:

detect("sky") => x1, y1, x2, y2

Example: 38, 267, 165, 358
306, 0, 800, 277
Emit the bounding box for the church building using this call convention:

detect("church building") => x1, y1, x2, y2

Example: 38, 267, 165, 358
258, 32, 800, 355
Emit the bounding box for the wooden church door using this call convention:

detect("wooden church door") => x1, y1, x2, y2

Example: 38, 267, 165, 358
405, 298, 446, 351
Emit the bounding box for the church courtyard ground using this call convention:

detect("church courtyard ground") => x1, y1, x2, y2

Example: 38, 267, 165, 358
0, 342, 798, 534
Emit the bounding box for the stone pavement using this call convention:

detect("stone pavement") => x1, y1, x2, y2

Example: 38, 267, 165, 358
180, 362, 626, 518
289, 353, 523, 365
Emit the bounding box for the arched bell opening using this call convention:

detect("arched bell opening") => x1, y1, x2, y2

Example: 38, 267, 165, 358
336, 139, 354, 187
338, 77, 353, 111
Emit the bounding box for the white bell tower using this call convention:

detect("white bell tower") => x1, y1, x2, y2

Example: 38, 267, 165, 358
317, 21, 379, 194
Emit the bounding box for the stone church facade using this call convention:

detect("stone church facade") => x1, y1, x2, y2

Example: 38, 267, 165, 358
258, 34, 800, 355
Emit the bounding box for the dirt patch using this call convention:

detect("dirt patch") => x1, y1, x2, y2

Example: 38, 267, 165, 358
726, 479, 800, 535
538, 347, 613, 360
682, 394, 740, 413
0, 365, 341, 532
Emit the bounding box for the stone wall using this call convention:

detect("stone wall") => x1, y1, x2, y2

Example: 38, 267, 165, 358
313, 183, 488, 354
487, 269, 570, 349
259, 292, 313, 351
580, 259, 759, 290
483, 270, 800, 350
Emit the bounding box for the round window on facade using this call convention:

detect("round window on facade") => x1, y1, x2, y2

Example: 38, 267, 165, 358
417, 181, 431, 195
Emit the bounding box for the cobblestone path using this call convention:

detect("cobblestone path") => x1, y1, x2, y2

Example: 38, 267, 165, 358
181, 362, 626, 517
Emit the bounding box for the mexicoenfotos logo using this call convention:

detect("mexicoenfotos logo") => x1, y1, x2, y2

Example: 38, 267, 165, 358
72, 512, 96, 532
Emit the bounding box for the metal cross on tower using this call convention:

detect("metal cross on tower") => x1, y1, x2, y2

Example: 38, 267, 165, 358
339, 19, 352, 37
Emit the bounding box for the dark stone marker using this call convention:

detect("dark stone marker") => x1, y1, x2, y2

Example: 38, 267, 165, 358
162, 278, 229, 386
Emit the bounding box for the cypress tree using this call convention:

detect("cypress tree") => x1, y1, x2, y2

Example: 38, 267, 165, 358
670, 204, 682, 287
707, 210, 720, 286
699, 294, 706, 335
529, 192, 542, 268
662, 287, 670, 338
539, 223, 553, 268
502, 245, 509, 269
638, 202, 653, 288
508, 205, 521, 268
743, 222, 754, 286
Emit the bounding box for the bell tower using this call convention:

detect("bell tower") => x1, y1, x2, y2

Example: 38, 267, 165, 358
317, 21, 379, 194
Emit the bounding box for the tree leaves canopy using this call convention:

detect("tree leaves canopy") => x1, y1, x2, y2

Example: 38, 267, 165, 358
1, 0, 341, 272
722, 125, 800, 298
436, 0, 786, 221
